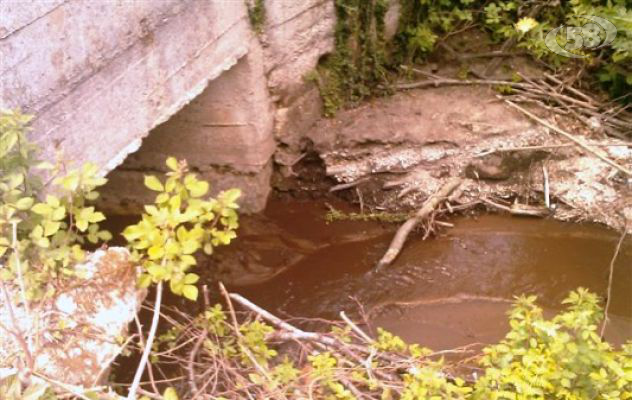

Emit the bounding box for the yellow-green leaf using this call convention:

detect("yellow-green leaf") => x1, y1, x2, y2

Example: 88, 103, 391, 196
31, 203, 52, 215
184, 273, 199, 285
148, 245, 164, 260
166, 157, 179, 171
138, 273, 153, 288
163, 387, 179, 400
144, 175, 164, 192
188, 180, 209, 198
52, 206, 66, 221
15, 197, 34, 210
182, 285, 198, 301
76, 218, 89, 232
88, 211, 105, 223
44, 220, 61, 236
181, 240, 199, 255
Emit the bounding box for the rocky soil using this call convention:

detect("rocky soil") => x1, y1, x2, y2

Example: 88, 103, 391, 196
0, 248, 145, 387
303, 84, 631, 232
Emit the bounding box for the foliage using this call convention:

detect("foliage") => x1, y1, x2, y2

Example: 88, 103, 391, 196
473, 288, 632, 399
154, 288, 632, 399
325, 205, 411, 223
0, 111, 242, 399
308, 0, 391, 116
396, 0, 631, 100
311, 0, 632, 113
123, 157, 240, 300
0, 110, 112, 300
245, 0, 266, 34
396, 0, 477, 61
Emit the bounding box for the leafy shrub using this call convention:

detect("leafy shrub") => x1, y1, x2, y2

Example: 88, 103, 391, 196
398, 0, 631, 99
123, 157, 240, 300
474, 288, 631, 399
0, 110, 112, 300
154, 288, 631, 399
0, 110, 241, 399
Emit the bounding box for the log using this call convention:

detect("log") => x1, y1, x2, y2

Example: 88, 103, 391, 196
374, 178, 462, 272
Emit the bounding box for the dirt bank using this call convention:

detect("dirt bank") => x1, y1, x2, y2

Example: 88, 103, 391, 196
303, 84, 631, 232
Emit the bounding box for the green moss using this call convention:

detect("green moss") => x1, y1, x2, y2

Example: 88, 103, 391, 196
325, 205, 410, 224
311, 0, 391, 117
246, 0, 266, 34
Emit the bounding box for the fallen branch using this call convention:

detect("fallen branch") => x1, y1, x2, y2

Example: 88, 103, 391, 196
374, 178, 462, 272
330, 177, 369, 192
542, 164, 550, 209
481, 198, 550, 217
127, 280, 163, 400
228, 292, 337, 347
474, 142, 627, 157
600, 226, 627, 338
504, 100, 632, 176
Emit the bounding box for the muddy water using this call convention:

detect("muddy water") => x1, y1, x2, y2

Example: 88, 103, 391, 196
216, 197, 631, 350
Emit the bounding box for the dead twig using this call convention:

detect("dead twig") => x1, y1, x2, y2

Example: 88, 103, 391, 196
481, 197, 549, 217
330, 177, 369, 192
600, 227, 627, 338
542, 164, 550, 209
474, 142, 628, 157
189, 285, 210, 396
504, 100, 632, 176
219, 283, 282, 399
374, 178, 462, 271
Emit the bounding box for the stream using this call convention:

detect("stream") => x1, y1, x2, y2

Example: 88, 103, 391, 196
209, 196, 631, 350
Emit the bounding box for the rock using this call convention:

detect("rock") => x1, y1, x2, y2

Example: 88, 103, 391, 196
465, 154, 511, 180
0, 247, 145, 387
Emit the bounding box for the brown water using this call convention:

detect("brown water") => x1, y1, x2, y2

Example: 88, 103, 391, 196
214, 197, 632, 350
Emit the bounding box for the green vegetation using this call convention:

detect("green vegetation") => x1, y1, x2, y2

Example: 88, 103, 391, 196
246, 0, 266, 34
313, 0, 631, 116
124, 158, 240, 301
0, 110, 112, 301
147, 288, 632, 399
308, 0, 391, 116
325, 204, 411, 223
0, 110, 240, 399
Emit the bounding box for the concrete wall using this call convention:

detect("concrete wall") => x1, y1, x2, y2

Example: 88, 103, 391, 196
97, 0, 336, 213
1, 0, 251, 172
2, 1, 397, 213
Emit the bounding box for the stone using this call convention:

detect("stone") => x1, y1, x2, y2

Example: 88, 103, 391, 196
0, 247, 145, 387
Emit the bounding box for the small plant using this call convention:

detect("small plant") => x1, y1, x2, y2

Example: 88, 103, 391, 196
151, 288, 631, 399
123, 157, 240, 300
123, 157, 240, 399
0, 111, 243, 400
473, 288, 632, 399
246, 0, 266, 34
0, 110, 112, 300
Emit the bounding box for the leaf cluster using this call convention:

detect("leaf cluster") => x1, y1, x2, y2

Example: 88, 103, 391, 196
397, 0, 631, 101
0, 110, 112, 300
123, 157, 241, 301
153, 289, 631, 399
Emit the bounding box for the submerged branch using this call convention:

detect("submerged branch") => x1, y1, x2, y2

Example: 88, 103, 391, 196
374, 178, 462, 272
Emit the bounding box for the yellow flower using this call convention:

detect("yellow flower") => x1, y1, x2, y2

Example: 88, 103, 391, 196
515, 17, 538, 33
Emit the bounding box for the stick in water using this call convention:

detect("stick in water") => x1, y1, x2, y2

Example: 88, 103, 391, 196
374, 178, 462, 272
600, 227, 627, 339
